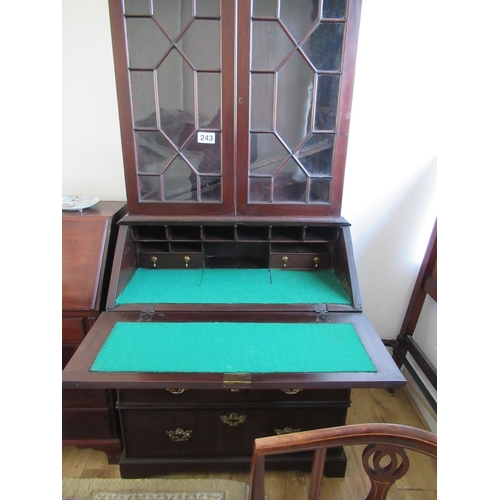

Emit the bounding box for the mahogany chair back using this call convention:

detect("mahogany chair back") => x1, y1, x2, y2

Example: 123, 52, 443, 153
248, 423, 437, 500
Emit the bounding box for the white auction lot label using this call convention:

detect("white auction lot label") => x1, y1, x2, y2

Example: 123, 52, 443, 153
197, 132, 216, 144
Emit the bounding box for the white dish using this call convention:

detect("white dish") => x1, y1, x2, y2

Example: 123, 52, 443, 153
62, 195, 100, 211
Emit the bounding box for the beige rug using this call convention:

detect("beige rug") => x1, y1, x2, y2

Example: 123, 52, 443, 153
62, 478, 249, 500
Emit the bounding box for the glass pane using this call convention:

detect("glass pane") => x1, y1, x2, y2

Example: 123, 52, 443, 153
124, 0, 223, 206
315, 75, 340, 131
200, 176, 222, 201
138, 175, 161, 201
252, 0, 277, 18
197, 73, 221, 129
302, 22, 344, 72
276, 51, 314, 151
135, 131, 176, 174
124, 0, 151, 16
251, 21, 293, 71
195, 0, 220, 18
250, 73, 274, 131
163, 157, 196, 200
153, 0, 191, 40
130, 71, 156, 126
180, 19, 221, 70
184, 133, 221, 175
322, 0, 347, 19
249, 177, 271, 202
273, 159, 307, 202
280, 0, 317, 42
298, 134, 334, 175
157, 50, 195, 148
247, 4, 345, 206
250, 133, 288, 176
309, 177, 331, 203
126, 17, 171, 69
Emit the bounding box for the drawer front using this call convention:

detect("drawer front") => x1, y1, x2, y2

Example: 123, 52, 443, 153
62, 317, 86, 341
62, 408, 118, 440
121, 407, 347, 458
118, 388, 350, 405
62, 388, 114, 408
270, 254, 331, 269
62, 344, 79, 369
138, 253, 202, 269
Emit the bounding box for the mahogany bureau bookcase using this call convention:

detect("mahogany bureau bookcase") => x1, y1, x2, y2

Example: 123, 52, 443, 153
62, 200, 127, 462
63, 0, 406, 478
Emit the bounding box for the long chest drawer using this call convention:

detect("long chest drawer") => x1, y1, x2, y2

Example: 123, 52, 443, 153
118, 388, 350, 405
120, 406, 347, 459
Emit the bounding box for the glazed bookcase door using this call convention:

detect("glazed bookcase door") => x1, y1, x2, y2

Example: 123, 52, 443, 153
109, 0, 360, 218
109, 0, 235, 216
236, 0, 361, 217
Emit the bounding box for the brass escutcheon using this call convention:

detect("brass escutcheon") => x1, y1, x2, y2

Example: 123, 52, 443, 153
275, 427, 301, 435
220, 412, 246, 427
166, 428, 192, 441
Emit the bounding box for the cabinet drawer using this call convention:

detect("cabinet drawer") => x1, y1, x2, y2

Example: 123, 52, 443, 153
121, 407, 346, 459
118, 389, 350, 406
62, 317, 86, 341
138, 253, 202, 269
62, 388, 114, 408
62, 344, 79, 369
62, 408, 117, 440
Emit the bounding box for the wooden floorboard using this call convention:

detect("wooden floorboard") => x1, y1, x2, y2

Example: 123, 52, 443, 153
62, 387, 437, 499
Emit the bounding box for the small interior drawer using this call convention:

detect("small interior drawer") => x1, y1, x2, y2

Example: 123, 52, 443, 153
138, 253, 202, 269
270, 253, 332, 269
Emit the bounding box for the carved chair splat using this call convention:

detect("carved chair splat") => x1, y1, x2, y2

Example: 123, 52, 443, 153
248, 423, 437, 500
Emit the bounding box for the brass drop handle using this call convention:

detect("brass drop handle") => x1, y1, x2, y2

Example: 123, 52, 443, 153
282, 256, 288, 268
281, 389, 302, 395
166, 428, 192, 441
314, 257, 320, 268
166, 388, 186, 394
151, 256, 157, 268
184, 256, 190, 267
220, 412, 246, 427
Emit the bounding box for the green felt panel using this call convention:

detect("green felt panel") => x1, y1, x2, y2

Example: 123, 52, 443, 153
90, 322, 376, 373
115, 268, 352, 305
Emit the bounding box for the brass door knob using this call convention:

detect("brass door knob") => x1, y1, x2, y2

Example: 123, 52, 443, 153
314, 257, 320, 268
184, 256, 190, 267
282, 256, 288, 268
151, 256, 158, 268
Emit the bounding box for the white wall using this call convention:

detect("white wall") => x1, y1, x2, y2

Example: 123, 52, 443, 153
62, 0, 437, 344
62, 0, 126, 200
343, 0, 437, 340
